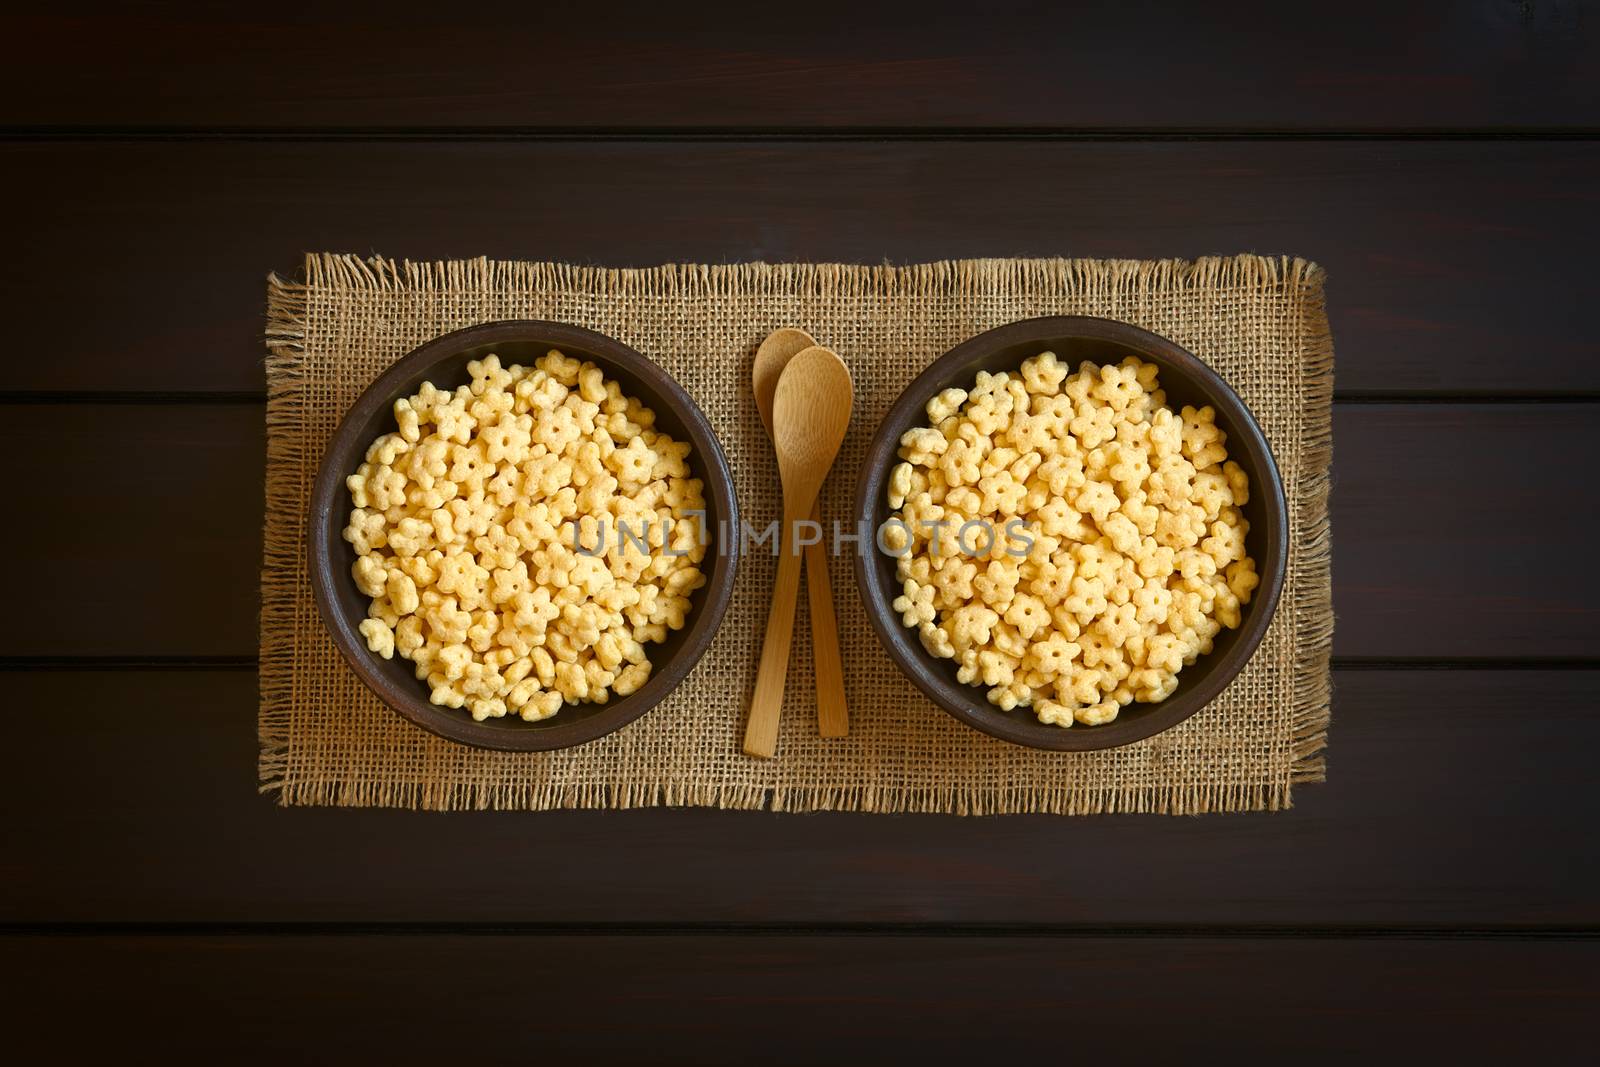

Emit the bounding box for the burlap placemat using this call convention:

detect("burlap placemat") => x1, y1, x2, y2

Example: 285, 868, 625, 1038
262, 253, 1331, 814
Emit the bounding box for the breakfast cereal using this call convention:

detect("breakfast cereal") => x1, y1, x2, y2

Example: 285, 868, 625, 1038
886, 352, 1258, 727
343, 351, 708, 721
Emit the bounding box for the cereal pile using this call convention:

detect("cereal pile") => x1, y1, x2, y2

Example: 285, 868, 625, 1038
885, 352, 1258, 727
343, 351, 708, 721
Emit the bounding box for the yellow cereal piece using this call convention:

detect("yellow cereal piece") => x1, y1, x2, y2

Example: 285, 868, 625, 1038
884, 351, 1257, 727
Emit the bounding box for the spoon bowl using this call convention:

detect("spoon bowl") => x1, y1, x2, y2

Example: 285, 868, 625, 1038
772, 346, 854, 512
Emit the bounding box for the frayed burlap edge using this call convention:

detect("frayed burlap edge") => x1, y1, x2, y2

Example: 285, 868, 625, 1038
260, 253, 1333, 813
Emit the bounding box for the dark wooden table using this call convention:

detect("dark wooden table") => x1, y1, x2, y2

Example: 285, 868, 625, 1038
5, 4, 1598, 1061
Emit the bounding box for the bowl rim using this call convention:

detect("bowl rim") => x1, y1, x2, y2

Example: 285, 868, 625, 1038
852, 314, 1289, 752
306, 319, 740, 752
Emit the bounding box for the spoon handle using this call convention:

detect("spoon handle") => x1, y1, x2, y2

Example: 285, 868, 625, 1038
743, 506, 807, 758
805, 499, 848, 737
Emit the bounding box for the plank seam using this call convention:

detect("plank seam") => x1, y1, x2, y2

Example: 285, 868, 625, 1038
2, 922, 1596, 940
5, 126, 1600, 144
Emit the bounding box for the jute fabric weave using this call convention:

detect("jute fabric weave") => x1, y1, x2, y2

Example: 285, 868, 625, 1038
262, 254, 1332, 813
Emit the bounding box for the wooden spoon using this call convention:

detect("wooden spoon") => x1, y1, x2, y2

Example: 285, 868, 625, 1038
743, 345, 854, 758
752, 329, 849, 740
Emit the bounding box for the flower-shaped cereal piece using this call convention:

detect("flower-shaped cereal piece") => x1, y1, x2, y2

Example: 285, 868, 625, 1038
437, 550, 490, 603
1006, 413, 1054, 453
1131, 578, 1172, 625
606, 436, 656, 486
1099, 512, 1141, 556
650, 439, 692, 480
978, 471, 1027, 516
998, 591, 1049, 643
979, 445, 1018, 479
1091, 362, 1143, 411
428, 681, 467, 709
431, 397, 477, 445
467, 608, 502, 653
359, 618, 395, 659
1222, 460, 1250, 506
1075, 701, 1119, 726
1027, 559, 1075, 605
1179, 405, 1227, 468
955, 648, 982, 686
1202, 519, 1247, 567
976, 650, 1016, 689
899, 426, 947, 465
1213, 587, 1243, 629
365, 432, 410, 468
1120, 493, 1160, 537
1226, 558, 1260, 603
932, 439, 977, 487
1072, 480, 1120, 524
892, 580, 937, 629
1029, 496, 1078, 540
973, 559, 1021, 608
1169, 589, 1208, 635
966, 396, 1007, 437
887, 462, 915, 510
1069, 402, 1116, 449
346, 464, 375, 508
1190, 469, 1232, 521
611, 661, 652, 698
386, 570, 420, 615
481, 412, 534, 466
944, 485, 983, 517
466, 354, 515, 396
1154, 502, 1206, 550
1036, 700, 1075, 727
925, 387, 969, 425
389, 398, 423, 445
538, 349, 583, 386
931, 557, 978, 602
1107, 442, 1151, 489
1178, 548, 1219, 582
948, 603, 999, 651
1020, 351, 1068, 395
1029, 634, 1080, 675
1063, 667, 1105, 707
343, 508, 387, 555
987, 680, 1026, 712
574, 363, 607, 405
533, 404, 581, 455
351, 554, 388, 598
1035, 450, 1085, 498
1064, 575, 1108, 624
1095, 602, 1141, 646
918, 621, 956, 659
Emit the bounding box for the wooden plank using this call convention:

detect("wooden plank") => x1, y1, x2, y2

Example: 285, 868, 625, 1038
7, 933, 1596, 1061
5, 402, 1593, 659
2, 668, 1594, 924
8, 2, 1597, 128
1331, 403, 1600, 660
3, 140, 1598, 395
1, 404, 264, 658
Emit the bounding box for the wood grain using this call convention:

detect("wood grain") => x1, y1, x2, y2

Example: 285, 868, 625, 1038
5, 402, 1593, 660
7, 1, 1596, 128
7, 933, 1595, 1061
3, 668, 1594, 924
3, 141, 1598, 395
743, 519, 805, 758
805, 514, 850, 738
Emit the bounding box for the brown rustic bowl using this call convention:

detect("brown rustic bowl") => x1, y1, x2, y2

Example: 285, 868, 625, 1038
853, 316, 1288, 752
308, 320, 739, 752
